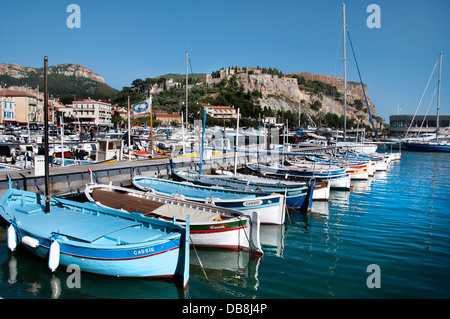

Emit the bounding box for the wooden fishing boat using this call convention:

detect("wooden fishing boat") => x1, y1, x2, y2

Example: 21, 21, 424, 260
245, 163, 351, 190
211, 166, 331, 200
132, 176, 286, 225
171, 168, 314, 210
345, 163, 369, 180
208, 168, 330, 201
84, 182, 263, 254
0, 180, 190, 286
0, 56, 189, 289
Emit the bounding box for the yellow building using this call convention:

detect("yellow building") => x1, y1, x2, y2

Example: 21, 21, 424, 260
0, 89, 43, 124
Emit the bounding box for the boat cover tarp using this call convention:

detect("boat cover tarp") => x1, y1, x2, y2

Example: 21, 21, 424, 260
152, 204, 219, 223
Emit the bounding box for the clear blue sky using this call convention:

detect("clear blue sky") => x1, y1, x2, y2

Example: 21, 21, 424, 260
1, 0, 449, 122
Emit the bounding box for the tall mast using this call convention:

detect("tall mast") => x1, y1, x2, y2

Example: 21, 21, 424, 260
436, 53, 442, 142
43, 55, 50, 213
342, 2, 347, 142
149, 93, 154, 154
185, 50, 188, 130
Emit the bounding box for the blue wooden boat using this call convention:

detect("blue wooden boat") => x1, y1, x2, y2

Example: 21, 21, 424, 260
1, 55, 190, 288
132, 176, 286, 225
171, 169, 314, 211
247, 162, 346, 176
84, 182, 263, 255
0, 180, 190, 287
245, 163, 351, 190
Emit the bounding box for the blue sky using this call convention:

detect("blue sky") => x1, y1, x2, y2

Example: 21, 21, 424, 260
1, 0, 449, 122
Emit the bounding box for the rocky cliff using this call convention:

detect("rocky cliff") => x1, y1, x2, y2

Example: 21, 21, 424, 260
232, 71, 377, 128
0, 63, 105, 83
0, 62, 117, 100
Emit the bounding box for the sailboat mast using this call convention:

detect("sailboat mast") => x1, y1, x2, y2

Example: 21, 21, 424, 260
234, 108, 240, 175
342, 2, 347, 142
43, 55, 50, 213
149, 93, 154, 154
185, 50, 188, 131
436, 53, 442, 142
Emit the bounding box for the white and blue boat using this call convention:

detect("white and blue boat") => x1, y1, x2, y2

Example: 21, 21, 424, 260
84, 182, 263, 255
1, 55, 189, 288
246, 163, 351, 190
171, 169, 314, 210
0, 180, 190, 286
132, 176, 286, 225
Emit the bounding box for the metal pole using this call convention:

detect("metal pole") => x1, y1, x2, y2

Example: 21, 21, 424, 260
127, 96, 131, 161
149, 93, 153, 154
343, 2, 347, 142
43, 56, 50, 213
199, 108, 206, 174
234, 108, 240, 175
181, 111, 185, 154
60, 116, 64, 166
436, 53, 442, 142
185, 50, 188, 131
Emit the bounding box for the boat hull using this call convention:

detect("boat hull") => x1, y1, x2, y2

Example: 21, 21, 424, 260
133, 177, 286, 225
21, 230, 182, 278
0, 188, 189, 283
403, 142, 450, 152
84, 183, 263, 253
171, 169, 312, 209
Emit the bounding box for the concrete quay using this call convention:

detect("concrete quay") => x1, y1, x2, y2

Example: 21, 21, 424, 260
0, 146, 328, 197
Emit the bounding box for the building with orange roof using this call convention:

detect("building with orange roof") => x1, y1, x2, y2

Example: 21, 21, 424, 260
200, 103, 237, 119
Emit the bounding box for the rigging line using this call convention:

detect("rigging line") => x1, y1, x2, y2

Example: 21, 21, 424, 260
189, 236, 222, 298
188, 57, 202, 109
405, 57, 439, 137
417, 85, 438, 136
345, 26, 378, 138
334, 21, 344, 79
321, 11, 342, 73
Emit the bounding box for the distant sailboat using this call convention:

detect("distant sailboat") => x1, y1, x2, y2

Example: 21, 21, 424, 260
403, 53, 450, 152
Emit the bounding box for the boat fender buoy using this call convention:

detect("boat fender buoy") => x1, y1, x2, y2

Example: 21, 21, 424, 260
7, 225, 17, 252
48, 240, 60, 272
22, 236, 40, 248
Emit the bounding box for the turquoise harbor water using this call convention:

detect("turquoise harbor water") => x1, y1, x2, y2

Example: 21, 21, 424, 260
0, 150, 449, 299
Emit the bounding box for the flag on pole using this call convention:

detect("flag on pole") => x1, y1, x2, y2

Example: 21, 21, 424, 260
131, 97, 151, 114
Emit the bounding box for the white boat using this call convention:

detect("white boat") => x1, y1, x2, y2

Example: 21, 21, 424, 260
85, 183, 263, 254
133, 176, 286, 225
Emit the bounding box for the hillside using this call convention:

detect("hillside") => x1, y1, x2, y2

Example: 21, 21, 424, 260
0, 63, 118, 101
119, 67, 382, 131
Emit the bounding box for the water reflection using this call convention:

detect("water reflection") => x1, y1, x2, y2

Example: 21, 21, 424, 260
1, 245, 185, 299
350, 178, 372, 193
189, 248, 262, 298
260, 225, 285, 257
311, 200, 329, 216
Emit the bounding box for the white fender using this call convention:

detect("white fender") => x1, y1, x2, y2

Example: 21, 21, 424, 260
7, 225, 17, 252
22, 236, 40, 248
48, 240, 60, 272
249, 211, 263, 256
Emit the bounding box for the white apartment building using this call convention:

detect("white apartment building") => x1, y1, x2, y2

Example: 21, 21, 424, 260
72, 99, 112, 126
